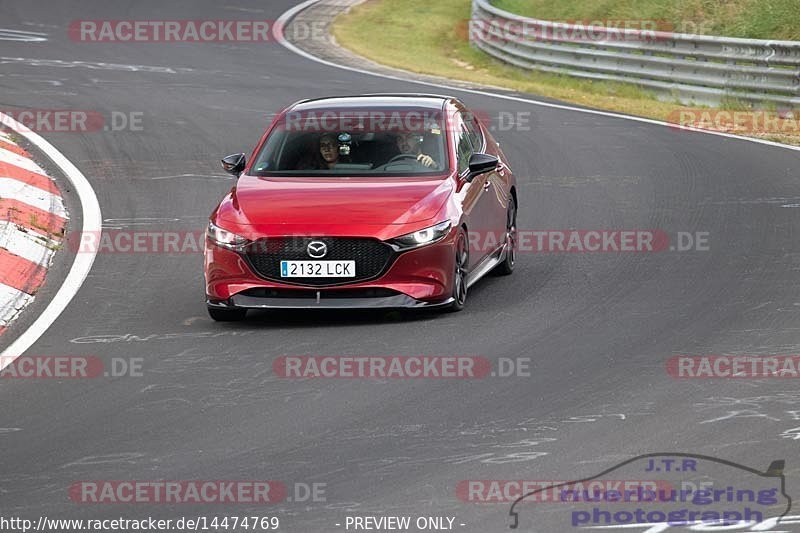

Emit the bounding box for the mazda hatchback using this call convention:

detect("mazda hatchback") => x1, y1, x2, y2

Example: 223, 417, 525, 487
204, 94, 517, 321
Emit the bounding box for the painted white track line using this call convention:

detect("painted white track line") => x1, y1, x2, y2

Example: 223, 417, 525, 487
0, 112, 102, 365
275, 0, 800, 154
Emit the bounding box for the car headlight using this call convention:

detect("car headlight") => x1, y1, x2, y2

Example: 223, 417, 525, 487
207, 221, 249, 250
389, 220, 452, 251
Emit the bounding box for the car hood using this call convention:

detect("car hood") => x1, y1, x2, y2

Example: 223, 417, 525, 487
217, 175, 453, 227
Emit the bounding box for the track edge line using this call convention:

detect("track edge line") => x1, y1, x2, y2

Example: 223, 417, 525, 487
0, 114, 102, 364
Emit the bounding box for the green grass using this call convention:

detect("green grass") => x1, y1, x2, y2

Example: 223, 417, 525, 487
333, 0, 663, 114
493, 0, 800, 40
332, 0, 800, 145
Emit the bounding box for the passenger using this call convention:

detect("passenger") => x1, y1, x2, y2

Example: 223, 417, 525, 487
295, 133, 345, 170
318, 133, 342, 169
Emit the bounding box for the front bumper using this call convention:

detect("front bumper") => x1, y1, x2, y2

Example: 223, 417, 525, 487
207, 291, 454, 310
204, 231, 457, 309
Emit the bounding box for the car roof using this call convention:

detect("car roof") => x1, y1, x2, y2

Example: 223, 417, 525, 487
290, 94, 458, 112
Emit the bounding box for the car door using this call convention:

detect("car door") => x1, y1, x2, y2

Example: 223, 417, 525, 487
463, 111, 509, 254
453, 112, 494, 269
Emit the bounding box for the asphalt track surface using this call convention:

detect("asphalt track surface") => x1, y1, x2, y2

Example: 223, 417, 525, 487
1, 1, 800, 531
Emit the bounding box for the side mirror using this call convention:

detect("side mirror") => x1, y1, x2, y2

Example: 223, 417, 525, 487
464, 153, 499, 182
221, 153, 246, 176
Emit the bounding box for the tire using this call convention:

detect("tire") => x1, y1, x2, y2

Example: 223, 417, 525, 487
207, 306, 247, 322
445, 228, 469, 312
493, 198, 517, 276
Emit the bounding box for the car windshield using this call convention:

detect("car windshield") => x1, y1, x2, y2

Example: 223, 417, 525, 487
250, 107, 449, 177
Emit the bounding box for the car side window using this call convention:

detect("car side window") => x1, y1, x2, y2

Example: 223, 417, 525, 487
463, 114, 484, 152
455, 118, 474, 175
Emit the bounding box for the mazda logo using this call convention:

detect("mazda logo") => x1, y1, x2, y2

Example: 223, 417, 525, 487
307, 240, 328, 258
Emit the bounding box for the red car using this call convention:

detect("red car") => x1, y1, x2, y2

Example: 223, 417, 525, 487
204, 94, 517, 321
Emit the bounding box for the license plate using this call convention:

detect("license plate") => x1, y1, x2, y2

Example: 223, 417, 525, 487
280, 260, 356, 278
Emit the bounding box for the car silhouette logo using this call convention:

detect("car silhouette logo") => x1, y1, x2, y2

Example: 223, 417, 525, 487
307, 241, 328, 258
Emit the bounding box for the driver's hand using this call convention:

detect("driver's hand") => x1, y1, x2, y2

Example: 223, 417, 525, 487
417, 154, 436, 168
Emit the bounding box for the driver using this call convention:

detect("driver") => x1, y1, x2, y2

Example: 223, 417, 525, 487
393, 132, 438, 168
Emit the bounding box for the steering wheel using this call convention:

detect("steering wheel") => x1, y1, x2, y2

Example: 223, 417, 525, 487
385, 153, 420, 165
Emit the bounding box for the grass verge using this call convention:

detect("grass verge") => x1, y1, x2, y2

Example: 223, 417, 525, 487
493, 0, 800, 41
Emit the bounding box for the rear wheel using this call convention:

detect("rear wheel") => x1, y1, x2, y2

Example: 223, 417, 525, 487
494, 198, 517, 276
207, 306, 247, 322
446, 228, 469, 312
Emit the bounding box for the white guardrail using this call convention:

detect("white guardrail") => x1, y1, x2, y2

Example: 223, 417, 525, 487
470, 0, 800, 107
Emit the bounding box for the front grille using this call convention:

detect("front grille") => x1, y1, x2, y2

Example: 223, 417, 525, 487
244, 237, 394, 286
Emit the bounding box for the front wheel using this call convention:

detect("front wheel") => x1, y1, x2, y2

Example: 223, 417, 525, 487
493, 198, 517, 276
445, 228, 469, 312
207, 306, 247, 322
